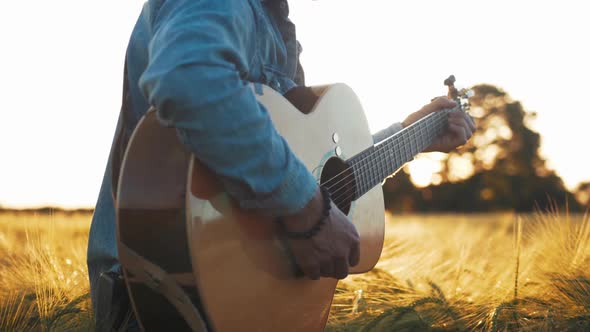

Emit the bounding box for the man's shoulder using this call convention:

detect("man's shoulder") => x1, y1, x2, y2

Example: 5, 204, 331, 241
145, 0, 257, 19
138, 0, 262, 37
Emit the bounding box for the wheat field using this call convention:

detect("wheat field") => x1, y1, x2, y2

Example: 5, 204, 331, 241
1, 211, 589, 331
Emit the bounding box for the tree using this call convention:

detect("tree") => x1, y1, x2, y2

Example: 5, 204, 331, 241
382, 84, 582, 213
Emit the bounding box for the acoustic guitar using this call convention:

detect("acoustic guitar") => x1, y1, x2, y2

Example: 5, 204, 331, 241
116, 76, 471, 331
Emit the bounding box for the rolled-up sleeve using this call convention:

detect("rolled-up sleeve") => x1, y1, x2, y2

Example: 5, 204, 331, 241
138, 0, 317, 216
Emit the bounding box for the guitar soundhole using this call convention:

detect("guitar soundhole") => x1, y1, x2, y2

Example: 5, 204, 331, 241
320, 157, 356, 215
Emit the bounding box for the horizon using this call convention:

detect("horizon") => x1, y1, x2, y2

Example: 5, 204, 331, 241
1, 0, 588, 209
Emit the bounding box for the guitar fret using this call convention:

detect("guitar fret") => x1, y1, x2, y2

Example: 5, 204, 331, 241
353, 161, 364, 200
357, 159, 366, 198
362, 156, 370, 196
376, 150, 383, 185
411, 125, 419, 155
383, 147, 390, 180
421, 120, 430, 151
382, 148, 388, 183
394, 137, 402, 171
368, 154, 375, 190
409, 125, 416, 155
403, 130, 411, 165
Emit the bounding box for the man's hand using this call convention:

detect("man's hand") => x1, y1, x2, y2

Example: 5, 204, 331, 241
402, 97, 476, 153
281, 188, 360, 280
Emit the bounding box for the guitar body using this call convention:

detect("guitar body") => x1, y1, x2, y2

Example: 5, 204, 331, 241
117, 83, 385, 331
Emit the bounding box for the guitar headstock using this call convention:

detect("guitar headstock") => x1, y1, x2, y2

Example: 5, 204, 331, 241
444, 75, 473, 112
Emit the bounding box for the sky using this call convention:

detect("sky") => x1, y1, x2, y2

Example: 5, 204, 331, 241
1, 0, 589, 209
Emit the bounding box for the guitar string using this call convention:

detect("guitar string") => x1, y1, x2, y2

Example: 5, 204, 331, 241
329, 116, 446, 208
327, 108, 456, 207
329, 114, 447, 207
329, 140, 407, 207
325, 111, 446, 205
321, 109, 454, 206
330, 112, 450, 207
319, 106, 457, 192
329, 126, 432, 207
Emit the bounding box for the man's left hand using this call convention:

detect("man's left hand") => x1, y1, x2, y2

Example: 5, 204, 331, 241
402, 97, 476, 153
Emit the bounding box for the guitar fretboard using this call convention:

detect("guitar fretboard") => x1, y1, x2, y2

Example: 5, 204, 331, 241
347, 107, 457, 200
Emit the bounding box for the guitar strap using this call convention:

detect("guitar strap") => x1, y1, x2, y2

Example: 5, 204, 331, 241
118, 242, 208, 331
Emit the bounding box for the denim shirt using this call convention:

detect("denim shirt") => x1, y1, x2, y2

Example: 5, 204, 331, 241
87, 0, 317, 308
87, 0, 401, 310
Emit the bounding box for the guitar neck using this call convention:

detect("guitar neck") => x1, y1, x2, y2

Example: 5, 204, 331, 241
348, 107, 458, 199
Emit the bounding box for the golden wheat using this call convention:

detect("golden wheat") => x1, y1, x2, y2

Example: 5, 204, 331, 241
329, 212, 590, 331
0, 212, 92, 331
1, 211, 589, 331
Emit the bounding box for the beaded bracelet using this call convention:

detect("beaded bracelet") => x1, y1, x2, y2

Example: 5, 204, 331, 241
278, 186, 332, 239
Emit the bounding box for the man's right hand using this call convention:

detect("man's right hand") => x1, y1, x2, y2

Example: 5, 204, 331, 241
281, 187, 361, 280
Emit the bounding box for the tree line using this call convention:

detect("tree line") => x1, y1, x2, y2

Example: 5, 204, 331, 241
383, 84, 588, 213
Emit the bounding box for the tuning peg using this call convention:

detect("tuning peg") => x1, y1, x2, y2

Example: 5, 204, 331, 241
442, 76, 473, 110
444, 75, 459, 100
444, 75, 456, 87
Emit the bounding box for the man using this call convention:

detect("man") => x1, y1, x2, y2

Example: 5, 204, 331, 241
87, 0, 475, 329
